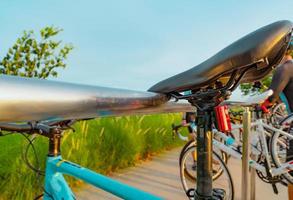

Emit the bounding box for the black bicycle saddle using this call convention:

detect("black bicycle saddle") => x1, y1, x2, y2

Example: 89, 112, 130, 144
149, 20, 293, 94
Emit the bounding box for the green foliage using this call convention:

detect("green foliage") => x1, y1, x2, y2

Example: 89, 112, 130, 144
240, 74, 272, 95
0, 114, 183, 200
0, 26, 73, 78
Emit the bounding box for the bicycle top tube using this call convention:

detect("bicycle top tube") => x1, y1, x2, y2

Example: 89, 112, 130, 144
45, 156, 163, 200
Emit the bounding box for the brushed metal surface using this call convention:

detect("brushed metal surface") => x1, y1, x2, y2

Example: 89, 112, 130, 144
0, 75, 193, 122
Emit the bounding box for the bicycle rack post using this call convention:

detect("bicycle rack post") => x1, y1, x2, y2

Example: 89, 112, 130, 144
241, 107, 252, 200
195, 109, 213, 199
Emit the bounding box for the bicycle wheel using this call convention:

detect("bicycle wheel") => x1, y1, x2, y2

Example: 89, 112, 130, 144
179, 139, 228, 165
270, 103, 288, 125
180, 145, 234, 200
179, 142, 227, 181
270, 113, 293, 183
179, 140, 195, 166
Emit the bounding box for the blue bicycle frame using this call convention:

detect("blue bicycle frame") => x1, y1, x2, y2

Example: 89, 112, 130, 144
43, 155, 162, 200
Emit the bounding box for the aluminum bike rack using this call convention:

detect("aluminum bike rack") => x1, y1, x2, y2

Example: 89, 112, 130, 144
241, 107, 256, 200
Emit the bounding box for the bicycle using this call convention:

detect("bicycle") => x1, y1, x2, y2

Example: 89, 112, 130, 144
1, 20, 291, 200
172, 123, 229, 177
173, 124, 234, 200
180, 145, 234, 200
0, 121, 162, 200
173, 101, 288, 164
270, 112, 293, 183
179, 90, 292, 198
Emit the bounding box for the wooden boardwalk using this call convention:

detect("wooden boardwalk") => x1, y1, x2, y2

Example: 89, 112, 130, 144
76, 147, 288, 200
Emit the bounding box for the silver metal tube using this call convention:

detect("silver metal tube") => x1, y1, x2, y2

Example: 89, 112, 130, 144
241, 107, 251, 200
0, 75, 194, 122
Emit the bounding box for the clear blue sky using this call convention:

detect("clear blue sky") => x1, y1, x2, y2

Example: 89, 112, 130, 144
0, 1, 292, 92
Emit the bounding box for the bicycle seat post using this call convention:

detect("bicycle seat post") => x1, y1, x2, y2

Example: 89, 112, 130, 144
47, 127, 62, 157
188, 92, 227, 200
195, 108, 214, 199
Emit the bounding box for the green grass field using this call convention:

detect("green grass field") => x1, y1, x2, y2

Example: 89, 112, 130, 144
0, 114, 186, 200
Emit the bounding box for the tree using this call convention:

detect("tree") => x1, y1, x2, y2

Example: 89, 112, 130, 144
240, 50, 293, 95
240, 74, 272, 95
0, 26, 73, 79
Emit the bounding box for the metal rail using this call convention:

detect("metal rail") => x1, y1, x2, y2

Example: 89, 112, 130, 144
241, 107, 256, 200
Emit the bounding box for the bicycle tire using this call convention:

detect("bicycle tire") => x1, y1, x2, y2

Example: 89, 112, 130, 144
179, 139, 228, 167
270, 103, 288, 125
180, 145, 234, 200
179, 142, 227, 182
270, 113, 293, 183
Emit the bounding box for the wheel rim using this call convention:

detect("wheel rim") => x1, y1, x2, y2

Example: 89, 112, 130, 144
271, 115, 293, 183
180, 146, 234, 200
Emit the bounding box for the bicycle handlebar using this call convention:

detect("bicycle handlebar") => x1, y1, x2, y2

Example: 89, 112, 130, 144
0, 122, 33, 132
0, 120, 76, 134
